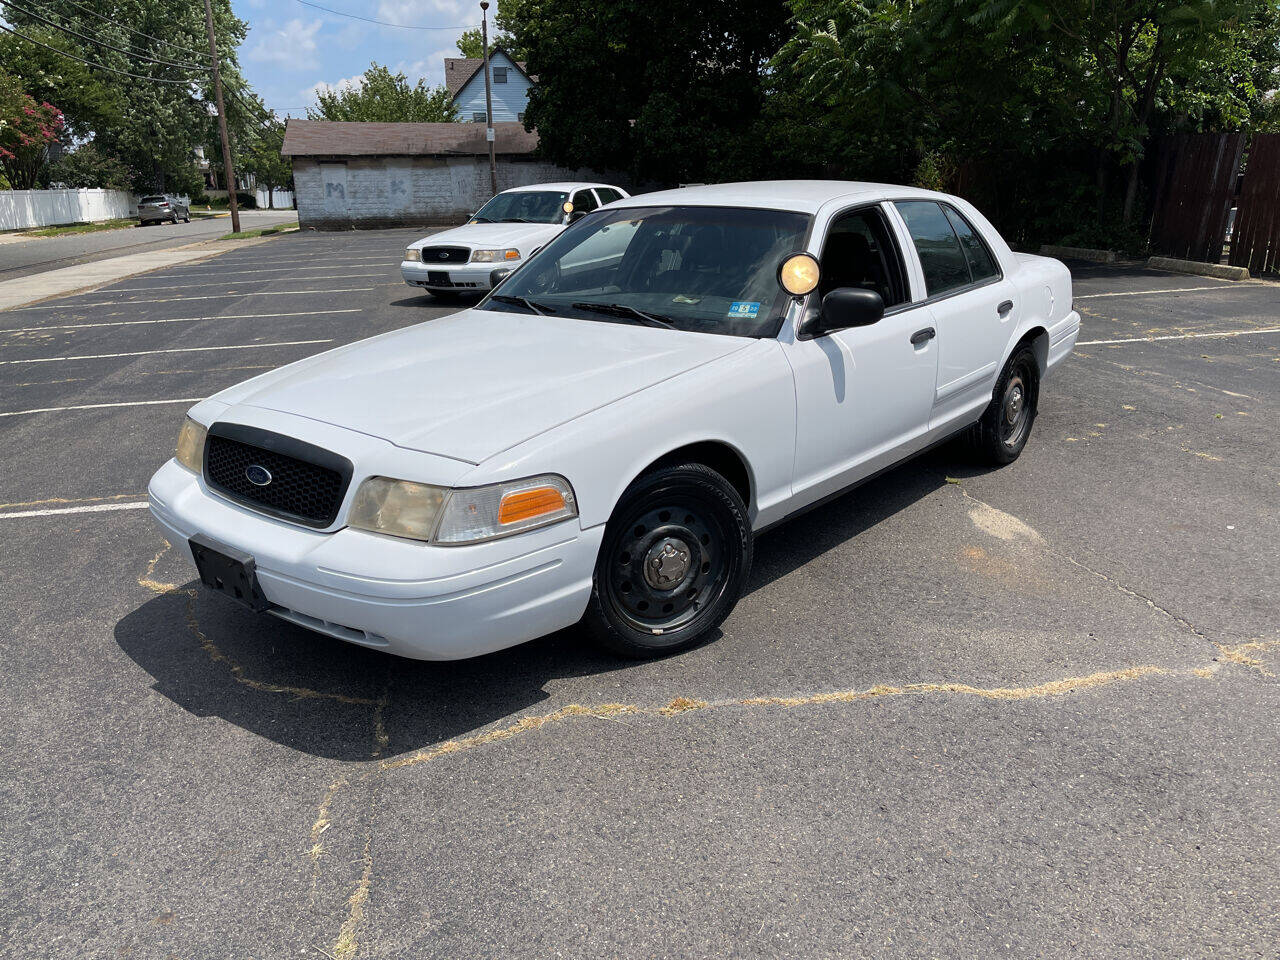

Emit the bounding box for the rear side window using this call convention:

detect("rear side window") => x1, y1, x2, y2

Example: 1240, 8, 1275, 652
943, 205, 999, 283
894, 200, 972, 297
595, 187, 623, 204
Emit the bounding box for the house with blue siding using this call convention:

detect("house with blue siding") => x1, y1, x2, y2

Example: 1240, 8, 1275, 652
445, 50, 535, 124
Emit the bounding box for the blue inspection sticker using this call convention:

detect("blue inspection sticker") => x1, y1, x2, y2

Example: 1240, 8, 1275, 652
728, 301, 761, 319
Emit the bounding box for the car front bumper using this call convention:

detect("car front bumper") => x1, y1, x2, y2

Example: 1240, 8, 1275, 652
401, 259, 512, 291
147, 458, 601, 660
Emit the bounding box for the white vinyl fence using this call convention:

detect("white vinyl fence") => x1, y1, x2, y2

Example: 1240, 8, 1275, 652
0, 188, 137, 231
256, 187, 294, 209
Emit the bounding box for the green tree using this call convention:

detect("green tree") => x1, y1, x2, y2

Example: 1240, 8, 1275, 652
456, 0, 527, 59
0, 0, 250, 192
308, 63, 457, 122
509, 0, 790, 184
241, 125, 292, 208
47, 141, 135, 189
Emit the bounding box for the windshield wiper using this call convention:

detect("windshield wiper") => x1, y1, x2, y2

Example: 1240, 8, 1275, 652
471, 216, 494, 223
570, 301, 676, 329
502, 217, 539, 223
489, 294, 556, 316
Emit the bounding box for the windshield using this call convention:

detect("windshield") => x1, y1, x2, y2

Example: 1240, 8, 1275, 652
482, 205, 811, 338
473, 190, 569, 224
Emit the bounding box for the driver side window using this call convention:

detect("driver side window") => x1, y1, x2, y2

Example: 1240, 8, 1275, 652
818, 207, 908, 308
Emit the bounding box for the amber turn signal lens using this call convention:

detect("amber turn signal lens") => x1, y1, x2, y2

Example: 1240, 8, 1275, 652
778, 252, 821, 296
504, 249, 520, 260
498, 486, 567, 525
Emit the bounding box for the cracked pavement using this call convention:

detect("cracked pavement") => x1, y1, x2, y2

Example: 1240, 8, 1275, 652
1, 237, 1277, 958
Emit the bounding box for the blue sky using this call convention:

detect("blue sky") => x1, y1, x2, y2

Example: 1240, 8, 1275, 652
234, 0, 482, 117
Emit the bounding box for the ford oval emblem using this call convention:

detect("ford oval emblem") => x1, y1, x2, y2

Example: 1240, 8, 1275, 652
245, 464, 272, 487
438, 251, 449, 260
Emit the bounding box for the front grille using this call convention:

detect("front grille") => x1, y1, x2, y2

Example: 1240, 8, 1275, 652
420, 246, 470, 264
204, 425, 352, 528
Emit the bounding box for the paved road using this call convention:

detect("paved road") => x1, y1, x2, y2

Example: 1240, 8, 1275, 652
0, 209, 299, 282
0, 234, 1277, 958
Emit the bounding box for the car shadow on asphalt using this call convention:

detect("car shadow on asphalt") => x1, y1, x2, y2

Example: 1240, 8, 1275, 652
114, 444, 980, 762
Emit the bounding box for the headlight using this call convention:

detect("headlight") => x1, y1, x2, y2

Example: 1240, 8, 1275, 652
348, 477, 446, 542
404, 248, 422, 262
347, 474, 576, 544
175, 417, 207, 473
470, 248, 520, 263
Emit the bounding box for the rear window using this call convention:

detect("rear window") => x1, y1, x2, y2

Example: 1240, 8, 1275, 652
141, 196, 165, 204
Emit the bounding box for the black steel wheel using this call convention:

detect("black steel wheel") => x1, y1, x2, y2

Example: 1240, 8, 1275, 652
968, 344, 1040, 465
583, 463, 751, 658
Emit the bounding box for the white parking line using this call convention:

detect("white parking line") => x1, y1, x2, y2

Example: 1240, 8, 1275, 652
1077, 327, 1280, 345
100, 274, 392, 293
17, 288, 374, 310
0, 338, 332, 365
1074, 284, 1238, 299
0, 308, 362, 335
156, 263, 396, 279
0, 501, 149, 519
0, 398, 205, 417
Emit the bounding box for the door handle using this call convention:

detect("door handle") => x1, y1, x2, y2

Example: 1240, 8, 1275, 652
997, 299, 1014, 315
910, 327, 936, 346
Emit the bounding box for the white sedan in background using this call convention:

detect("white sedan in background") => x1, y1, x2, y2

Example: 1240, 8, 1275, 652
151, 181, 1078, 662
401, 181, 629, 297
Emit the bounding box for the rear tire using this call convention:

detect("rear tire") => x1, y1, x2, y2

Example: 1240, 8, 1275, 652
968, 344, 1040, 465
582, 463, 752, 659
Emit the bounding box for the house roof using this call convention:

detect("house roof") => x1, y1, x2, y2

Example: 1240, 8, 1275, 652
444, 49, 534, 99
280, 119, 539, 157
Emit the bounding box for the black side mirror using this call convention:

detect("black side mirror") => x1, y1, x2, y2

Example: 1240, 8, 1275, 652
489, 266, 513, 288
801, 287, 885, 339
567, 209, 587, 223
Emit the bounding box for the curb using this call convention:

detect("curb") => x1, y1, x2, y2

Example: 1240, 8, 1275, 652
1039, 245, 1118, 263
1146, 256, 1249, 281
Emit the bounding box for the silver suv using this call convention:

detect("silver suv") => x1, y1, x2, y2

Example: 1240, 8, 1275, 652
138, 195, 190, 225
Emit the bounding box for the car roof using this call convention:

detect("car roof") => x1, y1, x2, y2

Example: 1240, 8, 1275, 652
502, 182, 619, 194
609, 180, 947, 214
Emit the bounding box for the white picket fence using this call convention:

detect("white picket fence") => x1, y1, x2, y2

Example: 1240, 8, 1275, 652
0, 188, 137, 231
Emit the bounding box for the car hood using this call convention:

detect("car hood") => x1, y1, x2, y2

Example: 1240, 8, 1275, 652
415, 221, 562, 252
214, 309, 753, 464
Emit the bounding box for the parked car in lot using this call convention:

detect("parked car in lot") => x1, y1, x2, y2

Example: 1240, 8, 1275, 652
138, 194, 190, 225
150, 181, 1079, 661
400, 182, 629, 296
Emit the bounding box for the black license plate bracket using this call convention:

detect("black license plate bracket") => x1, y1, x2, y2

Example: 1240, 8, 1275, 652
427, 270, 450, 284
189, 534, 270, 611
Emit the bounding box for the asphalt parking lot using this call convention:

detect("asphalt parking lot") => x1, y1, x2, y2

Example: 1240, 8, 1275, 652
1, 233, 1277, 959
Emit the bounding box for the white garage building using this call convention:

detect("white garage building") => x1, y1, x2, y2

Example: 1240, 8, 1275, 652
281, 119, 608, 230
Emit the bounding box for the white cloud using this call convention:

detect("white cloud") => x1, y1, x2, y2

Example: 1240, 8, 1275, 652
247, 18, 324, 69
377, 0, 468, 25
304, 73, 366, 105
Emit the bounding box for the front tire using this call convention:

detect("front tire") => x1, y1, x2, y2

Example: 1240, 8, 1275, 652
969, 345, 1040, 465
583, 463, 752, 659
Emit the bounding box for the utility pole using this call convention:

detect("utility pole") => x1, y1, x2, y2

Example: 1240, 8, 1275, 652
203, 0, 240, 233
480, 0, 498, 196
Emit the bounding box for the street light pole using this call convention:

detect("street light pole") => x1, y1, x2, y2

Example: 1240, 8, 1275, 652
480, 0, 498, 196
203, 0, 240, 234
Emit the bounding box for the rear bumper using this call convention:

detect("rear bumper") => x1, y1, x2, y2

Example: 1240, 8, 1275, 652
1047, 310, 1080, 372
400, 259, 502, 292
147, 458, 601, 660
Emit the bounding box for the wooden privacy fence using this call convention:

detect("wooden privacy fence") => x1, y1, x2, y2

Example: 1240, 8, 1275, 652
1229, 133, 1280, 276
1148, 132, 1245, 264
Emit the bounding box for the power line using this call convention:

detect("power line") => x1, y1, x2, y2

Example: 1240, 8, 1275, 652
294, 0, 477, 31
0, 0, 210, 72
57, 0, 215, 63
0, 21, 201, 83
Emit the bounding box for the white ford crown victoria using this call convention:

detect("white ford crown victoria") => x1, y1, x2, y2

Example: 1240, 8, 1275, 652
149, 181, 1079, 660
400, 182, 629, 296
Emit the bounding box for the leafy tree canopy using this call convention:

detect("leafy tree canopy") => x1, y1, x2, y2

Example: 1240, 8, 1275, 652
307, 63, 457, 122
456, 0, 527, 59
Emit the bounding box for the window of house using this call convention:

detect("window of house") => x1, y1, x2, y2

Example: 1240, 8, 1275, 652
894, 200, 972, 297
492, 66, 508, 83
818, 207, 908, 308
517, 112, 525, 122
472, 111, 486, 123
